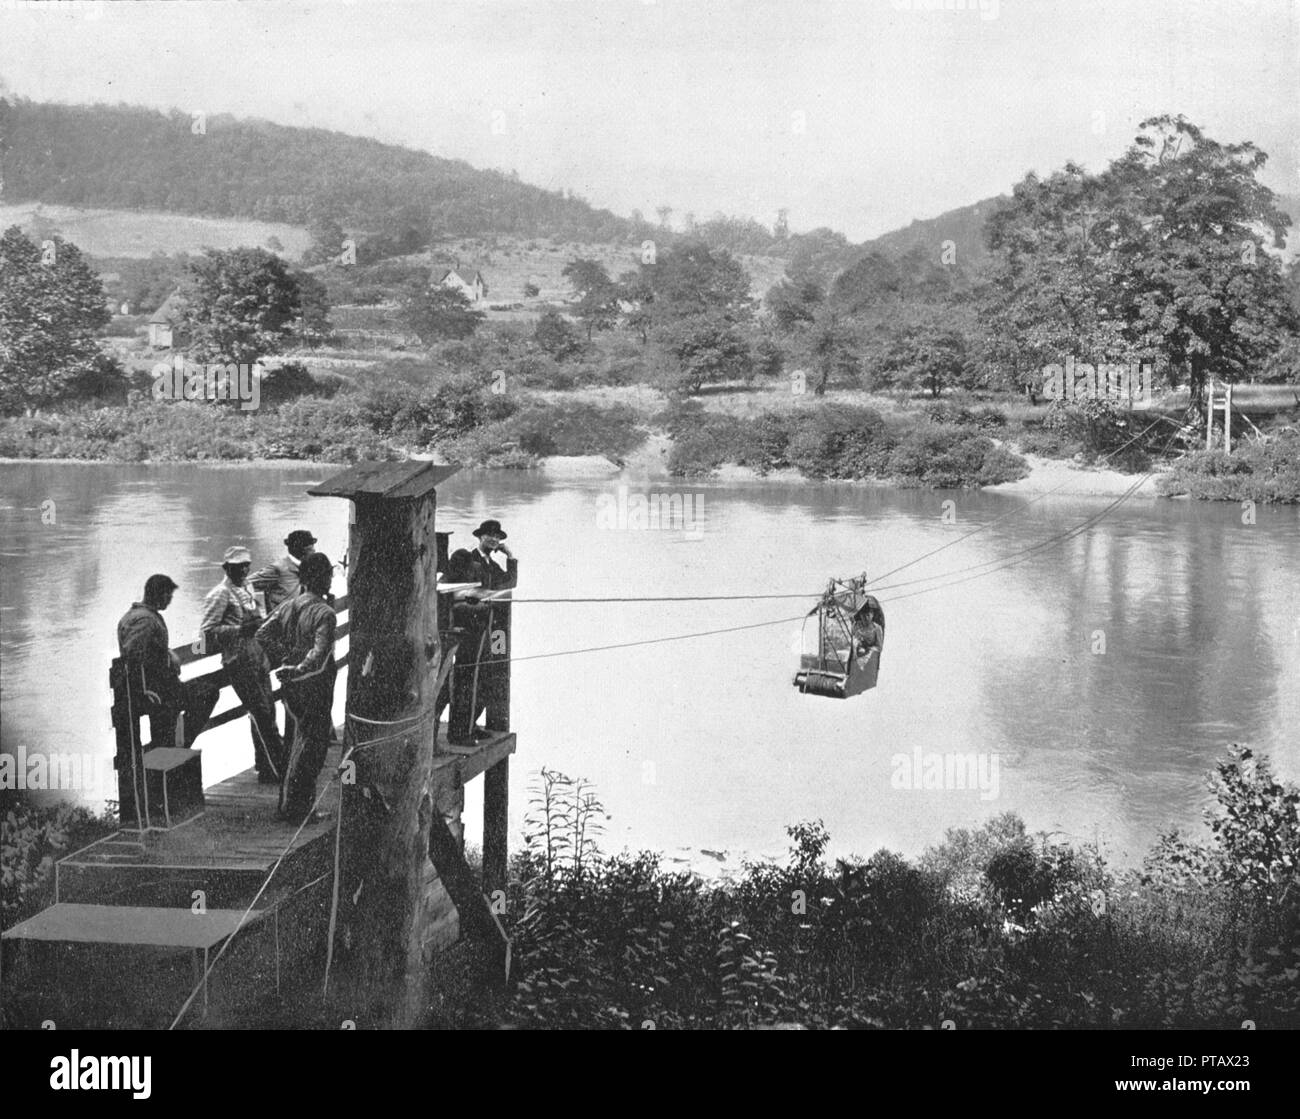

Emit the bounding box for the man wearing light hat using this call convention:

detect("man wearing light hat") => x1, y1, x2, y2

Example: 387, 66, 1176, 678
252, 529, 317, 613
446, 519, 516, 745
200, 545, 286, 783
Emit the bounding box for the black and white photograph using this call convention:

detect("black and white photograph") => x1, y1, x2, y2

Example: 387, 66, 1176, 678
0, 0, 1297, 1070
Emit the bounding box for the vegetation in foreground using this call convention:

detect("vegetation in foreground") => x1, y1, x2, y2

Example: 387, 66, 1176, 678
484, 746, 1300, 1029
5, 747, 1297, 1029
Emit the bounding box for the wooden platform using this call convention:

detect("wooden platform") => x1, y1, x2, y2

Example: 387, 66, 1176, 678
1, 726, 516, 1028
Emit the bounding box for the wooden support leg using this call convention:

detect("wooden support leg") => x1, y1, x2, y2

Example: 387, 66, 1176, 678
483, 757, 509, 896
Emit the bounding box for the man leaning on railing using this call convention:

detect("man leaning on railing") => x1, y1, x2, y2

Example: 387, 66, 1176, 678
117, 574, 218, 750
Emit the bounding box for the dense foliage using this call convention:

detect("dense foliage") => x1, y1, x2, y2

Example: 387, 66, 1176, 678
492, 746, 1300, 1029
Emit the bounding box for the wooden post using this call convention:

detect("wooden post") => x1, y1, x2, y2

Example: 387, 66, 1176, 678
1206, 382, 1215, 450
483, 759, 509, 897
334, 490, 442, 1028
1225, 382, 1233, 455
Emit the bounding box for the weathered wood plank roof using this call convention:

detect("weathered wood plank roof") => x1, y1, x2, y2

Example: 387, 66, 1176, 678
308, 460, 460, 500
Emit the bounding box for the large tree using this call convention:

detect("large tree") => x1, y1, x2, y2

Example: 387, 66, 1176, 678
399, 281, 485, 343
562, 257, 618, 341
0, 226, 111, 414
983, 116, 1298, 407
178, 247, 303, 365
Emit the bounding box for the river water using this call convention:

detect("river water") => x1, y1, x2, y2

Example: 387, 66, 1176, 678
2, 461, 1297, 868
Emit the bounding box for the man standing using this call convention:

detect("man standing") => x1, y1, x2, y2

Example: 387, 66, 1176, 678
252, 529, 317, 613
117, 574, 218, 750
446, 519, 516, 745
200, 545, 285, 783
257, 552, 337, 825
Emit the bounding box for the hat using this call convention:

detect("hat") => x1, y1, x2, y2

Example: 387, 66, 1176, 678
222, 545, 253, 565
285, 530, 317, 549
472, 519, 507, 540
144, 573, 178, 598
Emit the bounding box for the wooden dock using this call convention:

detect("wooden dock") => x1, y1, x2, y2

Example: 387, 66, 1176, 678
2, 460, 519, 1029
1, 727, 515, 1028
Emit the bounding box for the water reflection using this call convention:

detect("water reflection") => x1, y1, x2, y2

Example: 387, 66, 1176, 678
1, 462, 1296, 866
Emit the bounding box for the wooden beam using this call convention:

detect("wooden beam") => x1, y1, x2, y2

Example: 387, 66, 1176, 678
483, 757, 509, 897
427, 813, 510, 987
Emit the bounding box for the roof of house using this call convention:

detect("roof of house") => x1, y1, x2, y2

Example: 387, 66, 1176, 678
148, 291, 187, 325
434, 264, 484, 285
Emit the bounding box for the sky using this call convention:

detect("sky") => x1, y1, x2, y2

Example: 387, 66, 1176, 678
0, 0, 1297, 241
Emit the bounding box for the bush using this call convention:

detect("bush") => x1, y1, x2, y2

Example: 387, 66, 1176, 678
1157, 430, 1300, 503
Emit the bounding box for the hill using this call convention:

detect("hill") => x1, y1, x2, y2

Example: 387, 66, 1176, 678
0, 98, 637, 248
858, 192, 1300, 268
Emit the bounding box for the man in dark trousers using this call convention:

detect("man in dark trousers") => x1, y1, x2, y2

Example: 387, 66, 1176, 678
258, 552, 338, 824
446, 519, 516, 745
117, 574, 218, 750
200, 545, 285, 783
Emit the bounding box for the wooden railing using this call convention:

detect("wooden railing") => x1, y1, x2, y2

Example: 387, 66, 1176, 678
109, 595, 351, 821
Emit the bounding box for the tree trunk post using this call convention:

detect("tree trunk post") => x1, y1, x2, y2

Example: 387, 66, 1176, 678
337, 491, 442, 1028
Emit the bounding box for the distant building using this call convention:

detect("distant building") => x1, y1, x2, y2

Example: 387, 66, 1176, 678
433, 262, 487, 305
147, 291, 188, 350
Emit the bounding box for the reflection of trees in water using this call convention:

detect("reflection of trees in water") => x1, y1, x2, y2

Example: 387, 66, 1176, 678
982, 510, 1280, 843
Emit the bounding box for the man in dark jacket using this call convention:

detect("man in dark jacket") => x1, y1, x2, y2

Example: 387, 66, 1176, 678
117, 574, 218, 749
446, 519, 516, 745
257, 552, 338, 824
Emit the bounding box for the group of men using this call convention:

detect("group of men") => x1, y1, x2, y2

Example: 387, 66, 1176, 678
115, 519, 516, 826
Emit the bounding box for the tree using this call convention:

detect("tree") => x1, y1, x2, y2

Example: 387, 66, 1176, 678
641, 241, 753, 326
660, 312, 752, 394
0, 226, 112, 414
807, 308, 861, 395
534, 310, 583, 361
303, 212, 347, 267
293, 270, 334, 347
178, 247, 302, 365
983, 116, 1299, 408
765, 277, 824, 334
399, 282, 484, 343
874, 317, 972, 398
562, 257, 618, 341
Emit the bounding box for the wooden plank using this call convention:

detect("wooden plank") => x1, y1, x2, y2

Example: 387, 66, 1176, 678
2, 903, 268, 949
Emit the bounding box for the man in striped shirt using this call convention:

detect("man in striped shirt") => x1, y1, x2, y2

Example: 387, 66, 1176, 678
200, 545, 285, 784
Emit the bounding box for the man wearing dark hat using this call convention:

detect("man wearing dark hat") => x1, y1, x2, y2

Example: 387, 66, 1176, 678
253, 529, 317, 613
446, 519, 516, 745
117, 574, 218, 750
257, 552, 338, 824
200, 545, 285, 783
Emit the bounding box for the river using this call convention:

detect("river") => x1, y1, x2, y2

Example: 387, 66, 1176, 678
2, 461, 1298, 870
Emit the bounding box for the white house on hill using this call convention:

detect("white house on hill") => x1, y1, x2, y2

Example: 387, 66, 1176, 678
434, 263, 487, 304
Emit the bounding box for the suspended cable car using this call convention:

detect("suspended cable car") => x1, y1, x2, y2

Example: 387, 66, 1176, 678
793, 575, 885, 699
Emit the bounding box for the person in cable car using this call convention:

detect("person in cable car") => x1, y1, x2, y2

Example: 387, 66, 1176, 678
794, 582, 884, 699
